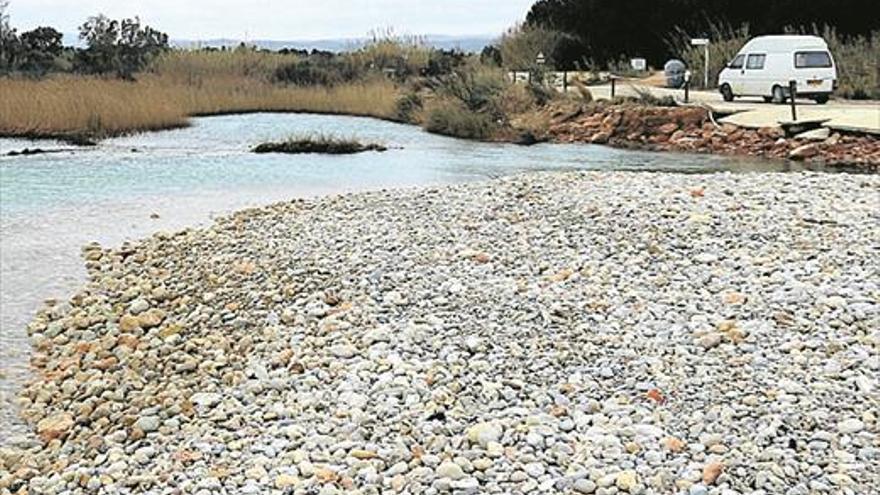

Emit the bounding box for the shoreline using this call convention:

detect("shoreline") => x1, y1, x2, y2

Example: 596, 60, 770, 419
2, 170, 877, 493
4, 104, 878, 171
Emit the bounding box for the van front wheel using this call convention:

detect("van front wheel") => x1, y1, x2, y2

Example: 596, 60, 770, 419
720, 84, 734, 102
771, 85, 787, 104
814, 95, 829, 104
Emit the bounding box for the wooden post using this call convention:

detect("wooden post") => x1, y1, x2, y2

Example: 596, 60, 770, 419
563, 71, 568, 92
789, 80, 798, 121
684, 79, 690, 103
611, 77, 616, 98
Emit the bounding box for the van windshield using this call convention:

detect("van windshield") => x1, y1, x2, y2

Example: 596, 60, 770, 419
795, 51, 832, 68
728, 55, 745, 69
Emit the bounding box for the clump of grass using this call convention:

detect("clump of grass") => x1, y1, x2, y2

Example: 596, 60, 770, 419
252, 134, 387, 154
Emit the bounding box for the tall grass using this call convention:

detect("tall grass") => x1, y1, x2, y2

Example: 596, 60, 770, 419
149, 49, 298, 80
806, 26, 880, 100
0, 73, 398, 139
0, 76, 188, 137
667, 22, 880, 99
0, 46, 402, 140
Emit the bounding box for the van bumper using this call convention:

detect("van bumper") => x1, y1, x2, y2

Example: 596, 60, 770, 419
795, 91, 833, 98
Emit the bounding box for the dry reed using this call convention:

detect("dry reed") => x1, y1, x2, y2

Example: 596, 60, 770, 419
0, 56, 400, 140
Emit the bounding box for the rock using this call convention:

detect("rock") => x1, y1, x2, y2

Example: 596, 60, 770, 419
663, 437, 686, 453
119, 314, 141, 332
694, 253, 718, 263
436, 461, 465, 480
472, 458, 493, 471
590, 130, 612, 144
138, 309, 166, 328
330, 344, 357, 358
689, 484, 709, 495
36, 413, 74, 441
275, 474, 298, 488
657, 122, 679, 135
129, 298, 150, 315
350, 449, 378, 460
190, 393, 222, 408
467, 422, 503, 448
698, 333, 722, 350
523, 462, 545, 478
615, 470, 638, 491
758, 126, 784, 139
702, 462, 723, 485
789, 143, 820, 160
134, 415, 160, 433
795, 127, 831, 141
574, 478, 597, 493
837, 419, 865, 434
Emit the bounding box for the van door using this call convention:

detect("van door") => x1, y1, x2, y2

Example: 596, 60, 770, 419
744, 53, 768, 96
726, 54, 746, 95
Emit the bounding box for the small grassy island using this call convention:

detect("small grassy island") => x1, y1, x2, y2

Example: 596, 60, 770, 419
252, 135, 388, 155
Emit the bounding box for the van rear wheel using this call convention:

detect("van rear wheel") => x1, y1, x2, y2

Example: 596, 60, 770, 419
814, 95, 829, 104
720, 84, 734, 102
771, 85, 787, 104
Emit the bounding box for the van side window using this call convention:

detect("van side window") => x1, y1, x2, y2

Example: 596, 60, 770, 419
746, 54, 766, 70
729, 55, 745, 69
795, 51, 832, 68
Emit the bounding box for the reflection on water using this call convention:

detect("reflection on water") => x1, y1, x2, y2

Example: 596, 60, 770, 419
0, 112, 839, 441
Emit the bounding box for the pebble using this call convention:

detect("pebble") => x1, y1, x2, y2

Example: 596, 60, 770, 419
837, 418, 865, 434
436, 461, 465, 480
133, 416, 160, 433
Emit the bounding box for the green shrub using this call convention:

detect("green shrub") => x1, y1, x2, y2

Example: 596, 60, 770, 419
424, 98, 498, 140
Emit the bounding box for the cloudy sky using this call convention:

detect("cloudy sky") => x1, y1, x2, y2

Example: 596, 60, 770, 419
7, 0, 535, 40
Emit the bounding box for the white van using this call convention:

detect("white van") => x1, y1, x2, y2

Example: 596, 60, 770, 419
718, 35, 837, 104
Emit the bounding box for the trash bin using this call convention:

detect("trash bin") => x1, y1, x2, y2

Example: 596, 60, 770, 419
664, 59, 687, 88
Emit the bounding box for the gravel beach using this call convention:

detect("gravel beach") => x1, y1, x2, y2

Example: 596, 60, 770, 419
2, 171, 878, 494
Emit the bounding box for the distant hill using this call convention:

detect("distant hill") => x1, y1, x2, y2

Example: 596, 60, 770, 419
170, 35, 496, 53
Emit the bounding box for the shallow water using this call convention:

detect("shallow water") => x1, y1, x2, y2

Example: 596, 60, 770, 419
0, 112, 840, 442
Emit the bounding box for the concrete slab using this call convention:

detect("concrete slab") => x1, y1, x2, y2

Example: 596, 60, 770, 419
583, 82, 880, 135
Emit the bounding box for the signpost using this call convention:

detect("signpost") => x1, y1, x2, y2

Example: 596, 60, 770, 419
691, 38, 710, 88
